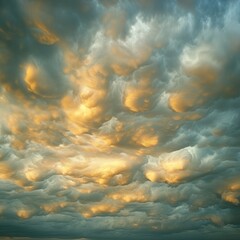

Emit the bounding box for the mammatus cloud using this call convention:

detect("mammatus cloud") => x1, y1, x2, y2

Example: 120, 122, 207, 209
0, 0, 240, 239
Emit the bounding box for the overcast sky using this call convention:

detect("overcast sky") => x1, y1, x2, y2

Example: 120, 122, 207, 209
0, 0, 240, 239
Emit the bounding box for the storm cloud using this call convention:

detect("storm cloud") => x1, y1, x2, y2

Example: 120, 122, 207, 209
0, 0, 240, 239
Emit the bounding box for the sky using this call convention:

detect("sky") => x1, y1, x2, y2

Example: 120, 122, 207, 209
0, 0, 240, 239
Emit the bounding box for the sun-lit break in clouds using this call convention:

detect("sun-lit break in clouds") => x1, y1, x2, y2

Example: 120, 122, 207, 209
0, 0, 240, 239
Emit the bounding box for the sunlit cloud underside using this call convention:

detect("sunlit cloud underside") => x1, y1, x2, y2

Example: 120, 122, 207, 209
0, 0, 240, 239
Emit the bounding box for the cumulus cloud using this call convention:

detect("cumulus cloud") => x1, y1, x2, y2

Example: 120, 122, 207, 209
0, 0, 240, 239
143, 146, 217, 184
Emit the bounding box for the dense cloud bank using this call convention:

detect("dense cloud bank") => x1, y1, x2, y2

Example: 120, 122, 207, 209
0, 0, 240, 239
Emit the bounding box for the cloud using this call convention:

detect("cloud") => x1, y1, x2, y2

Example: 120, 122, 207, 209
0, 0, 240, 239
143, 146, 218, 184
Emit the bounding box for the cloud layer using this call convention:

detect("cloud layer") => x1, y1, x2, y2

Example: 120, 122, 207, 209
0, 0, 240, 239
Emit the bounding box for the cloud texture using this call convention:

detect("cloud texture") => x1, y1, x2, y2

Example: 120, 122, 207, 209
0, 0, 240, 239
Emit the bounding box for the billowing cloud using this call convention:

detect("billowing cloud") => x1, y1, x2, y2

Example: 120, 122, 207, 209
0, 0, 240, 240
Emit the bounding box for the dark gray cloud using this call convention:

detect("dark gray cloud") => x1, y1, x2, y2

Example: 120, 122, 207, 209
0, 0, 240, 239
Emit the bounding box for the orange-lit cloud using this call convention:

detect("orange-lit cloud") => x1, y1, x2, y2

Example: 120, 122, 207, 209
1, 0, 240, 239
